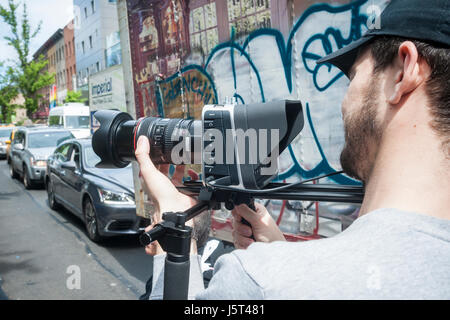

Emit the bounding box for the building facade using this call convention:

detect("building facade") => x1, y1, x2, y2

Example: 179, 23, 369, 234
55, 30, 67, 105
64, 21, 77, 93
33, 29, 64, 118
74, 0, 121, 98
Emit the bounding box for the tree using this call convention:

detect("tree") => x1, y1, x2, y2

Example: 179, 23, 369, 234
0, 66, 19, 123
0, 0, 55, 118
65, 90, 87, 104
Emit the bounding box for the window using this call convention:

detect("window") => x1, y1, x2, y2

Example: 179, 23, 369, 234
49, 115, 63, 126
227, 0, 271, 39
82, 41, 85, 54
0, 128, 13, 138
28, 132, 73, 149
13, 131, 24, 145
84, 7, 88, 19
89, 35, 93, 49
84, 146, 101, 168
65, 116, 90, 129
91, 0, 95, 14
96, 62, 100, 72
55, 144, 71, 162
189, 2, 219, 54
71, 145, 81, 168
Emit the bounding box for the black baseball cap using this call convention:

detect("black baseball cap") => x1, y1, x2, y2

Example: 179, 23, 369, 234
316, 0, 450, 77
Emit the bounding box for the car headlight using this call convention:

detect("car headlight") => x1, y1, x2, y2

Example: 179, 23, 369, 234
31, 158, 47, 167
0, 141, 5, 146
98, 188, 135, 205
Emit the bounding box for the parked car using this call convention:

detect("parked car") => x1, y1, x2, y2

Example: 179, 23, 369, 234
5, 126, 21, 164
45, 138, 147, 242
0, 126, 14, 159
9, 127, 74, 189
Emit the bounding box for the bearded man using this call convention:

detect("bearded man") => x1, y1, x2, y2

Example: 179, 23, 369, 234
136, 0, 450, 299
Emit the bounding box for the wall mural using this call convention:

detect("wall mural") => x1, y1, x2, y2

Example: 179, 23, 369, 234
127, 0, 388, 237
154, 0, 387, 185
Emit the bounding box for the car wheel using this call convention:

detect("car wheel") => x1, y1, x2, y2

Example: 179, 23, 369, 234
84, 198, 103, 243
46, 178, 60, 210
9, 163, 18, 179
23, 165, 33, 190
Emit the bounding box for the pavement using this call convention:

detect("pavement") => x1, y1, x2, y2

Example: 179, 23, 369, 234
0, 160, 153, 300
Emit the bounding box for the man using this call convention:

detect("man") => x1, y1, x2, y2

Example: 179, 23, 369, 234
136, 0, 450, 299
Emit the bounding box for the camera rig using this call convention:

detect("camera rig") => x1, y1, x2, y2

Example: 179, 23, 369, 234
140, 175, 364, 300
92, 100, 365, 299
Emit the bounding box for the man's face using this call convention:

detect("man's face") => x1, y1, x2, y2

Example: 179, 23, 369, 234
340, 49, 385, 183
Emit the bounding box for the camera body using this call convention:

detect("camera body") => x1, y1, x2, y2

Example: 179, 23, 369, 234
202, 103, 278, 190
92, 100, 304, 191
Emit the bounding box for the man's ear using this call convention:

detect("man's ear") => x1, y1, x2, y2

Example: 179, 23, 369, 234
388, 41, 425, 105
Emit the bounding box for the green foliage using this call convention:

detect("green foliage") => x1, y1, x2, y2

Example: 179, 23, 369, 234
0, 0, 51, 118
66, 90, 87, 103
0, 63, 19, 124
66, 90, 87, 104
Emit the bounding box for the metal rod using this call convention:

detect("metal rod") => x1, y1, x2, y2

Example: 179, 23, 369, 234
177, 183, 364, 204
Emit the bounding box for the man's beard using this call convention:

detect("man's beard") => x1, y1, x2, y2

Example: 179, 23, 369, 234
340, 76, 384, 183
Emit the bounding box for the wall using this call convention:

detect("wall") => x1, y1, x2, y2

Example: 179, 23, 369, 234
122, 0, 388, 238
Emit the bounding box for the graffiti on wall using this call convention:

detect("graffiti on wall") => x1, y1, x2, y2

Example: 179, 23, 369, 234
157, 65, 217, 119
150, 0, 387, 185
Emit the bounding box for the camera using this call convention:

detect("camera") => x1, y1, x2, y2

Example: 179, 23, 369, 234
92, 100, 304, 190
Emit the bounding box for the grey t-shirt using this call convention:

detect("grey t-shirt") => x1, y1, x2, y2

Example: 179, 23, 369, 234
150, 208, 450, 300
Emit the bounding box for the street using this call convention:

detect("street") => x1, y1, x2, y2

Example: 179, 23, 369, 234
0, 160, 153, 300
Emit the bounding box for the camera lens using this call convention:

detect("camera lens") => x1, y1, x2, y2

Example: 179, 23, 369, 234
92, 110, 201, 168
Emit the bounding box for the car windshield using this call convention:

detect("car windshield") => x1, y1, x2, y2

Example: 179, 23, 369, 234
0, 128, 12, 138
65, 116, 90, 129
84, 146, 101, 168
28, 131, 73, 148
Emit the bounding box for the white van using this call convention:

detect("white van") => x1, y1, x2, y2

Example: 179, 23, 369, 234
48, 103, 91, 139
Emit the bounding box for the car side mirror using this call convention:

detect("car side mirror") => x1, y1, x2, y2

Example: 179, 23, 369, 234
61, 161, 77, 171
15, 143, 24, 150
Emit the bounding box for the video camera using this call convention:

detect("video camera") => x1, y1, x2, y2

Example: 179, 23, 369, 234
92, 100, 304, 190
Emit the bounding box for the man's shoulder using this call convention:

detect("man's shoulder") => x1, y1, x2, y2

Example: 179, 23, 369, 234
225, 208, 450, 299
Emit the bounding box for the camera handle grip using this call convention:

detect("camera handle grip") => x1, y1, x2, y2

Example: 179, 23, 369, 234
241, 200, 256, 241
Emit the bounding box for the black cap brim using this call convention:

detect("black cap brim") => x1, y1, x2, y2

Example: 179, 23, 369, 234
316, 35, 375, 77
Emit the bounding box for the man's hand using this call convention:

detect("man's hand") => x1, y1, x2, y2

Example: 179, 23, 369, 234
135, 136, 198, 255
232, 202, 286, 249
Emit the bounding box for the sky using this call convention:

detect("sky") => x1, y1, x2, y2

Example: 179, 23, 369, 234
0, 0, 74, 68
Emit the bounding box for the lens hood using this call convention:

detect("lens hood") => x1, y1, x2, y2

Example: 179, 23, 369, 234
92, 110, 134, 168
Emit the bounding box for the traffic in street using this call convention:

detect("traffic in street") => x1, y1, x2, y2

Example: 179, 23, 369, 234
0, 157, 153, 300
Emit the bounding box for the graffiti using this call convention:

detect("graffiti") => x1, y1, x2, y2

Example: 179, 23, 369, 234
151, 0, 388, 185
139, 16, 159, 52
157, 66, 218, 119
